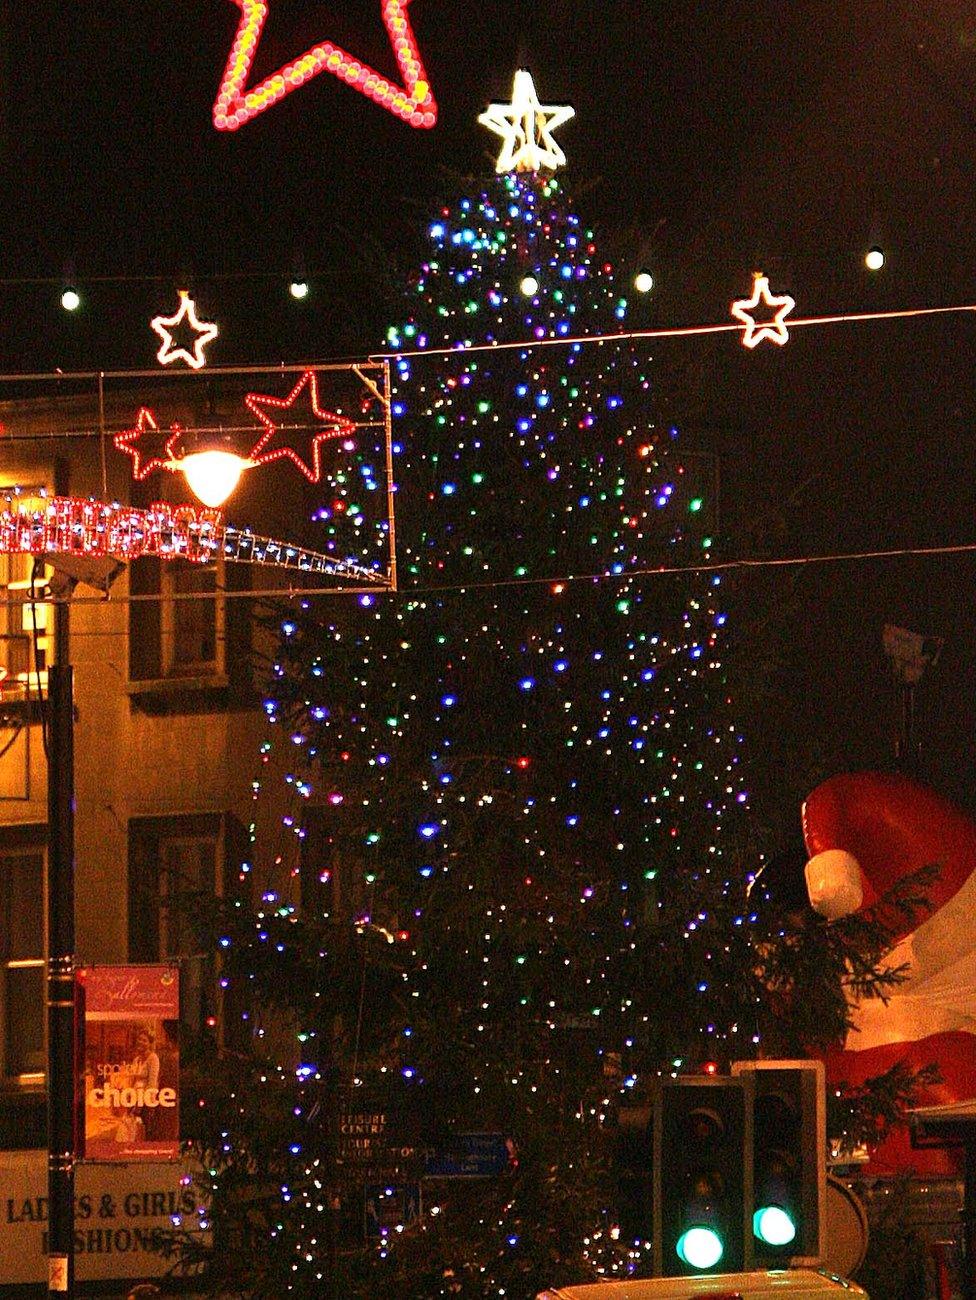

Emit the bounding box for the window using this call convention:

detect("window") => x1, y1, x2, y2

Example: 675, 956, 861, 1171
126, 466, 225, 686
161, 559, 225, 678
129, 556, 226, 685
0, 830, 46, 1086
128, 813, 247, 1046
0, 487, 53, 701
159, 831, 217, 1036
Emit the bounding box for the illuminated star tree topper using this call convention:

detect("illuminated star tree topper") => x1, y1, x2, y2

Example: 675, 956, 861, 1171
478, 68, 575, 174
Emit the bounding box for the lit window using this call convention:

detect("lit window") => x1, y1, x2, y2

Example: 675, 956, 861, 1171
0, 487, 53, 700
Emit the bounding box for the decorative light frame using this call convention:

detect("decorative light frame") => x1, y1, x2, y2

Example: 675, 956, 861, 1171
113, 408, 185, 480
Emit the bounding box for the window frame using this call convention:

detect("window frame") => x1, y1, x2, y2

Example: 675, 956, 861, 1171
127, 812, 248, 1049
159, 555, 227, 680
0, 483, 56, 703
0, 825, 47, 1090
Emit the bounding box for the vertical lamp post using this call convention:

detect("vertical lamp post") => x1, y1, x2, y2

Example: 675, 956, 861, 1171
46, 595, 74, 1296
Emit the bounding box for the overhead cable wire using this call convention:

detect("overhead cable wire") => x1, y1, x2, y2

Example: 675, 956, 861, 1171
370, 301, 976, 362
7, 537, 976, 607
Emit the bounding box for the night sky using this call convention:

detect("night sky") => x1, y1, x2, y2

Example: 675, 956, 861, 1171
3, 0, 976, 820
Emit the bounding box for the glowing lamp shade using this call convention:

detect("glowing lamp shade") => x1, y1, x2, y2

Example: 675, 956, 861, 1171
675, 1225, 724, 1270
520, 275, 539, 297
865, 246, 885, 271
754, 1205, 797, 1247
289, 280, 310, 300
61, 288, 81, 311
634, 270, 654, 293
180, 450, 251, 507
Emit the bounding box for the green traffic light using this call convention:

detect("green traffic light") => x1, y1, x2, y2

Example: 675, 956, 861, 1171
676, 1225, 724, 1270
753, 1204, 797, 1247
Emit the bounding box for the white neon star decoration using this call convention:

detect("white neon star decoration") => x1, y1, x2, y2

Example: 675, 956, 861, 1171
478, 69, 575, 175
151, 290, 219, 369
730, 273, 796, 349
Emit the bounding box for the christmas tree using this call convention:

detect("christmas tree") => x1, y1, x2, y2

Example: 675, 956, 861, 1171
177, 76, 918, 1299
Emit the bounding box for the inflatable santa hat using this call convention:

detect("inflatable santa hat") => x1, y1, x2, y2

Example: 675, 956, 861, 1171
803, 771, 976, 1175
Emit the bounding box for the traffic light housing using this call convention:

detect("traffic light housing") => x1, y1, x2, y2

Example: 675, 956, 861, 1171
732, 1059, 825, 1266
613, 1103, 654, 1249
613, 1062, 826, 1277
653, 1075, 754, 1276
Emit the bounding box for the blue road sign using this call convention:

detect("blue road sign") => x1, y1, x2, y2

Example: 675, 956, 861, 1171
424, 1132, 514, 1178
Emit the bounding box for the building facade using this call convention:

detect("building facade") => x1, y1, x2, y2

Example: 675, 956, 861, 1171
0, 380, 273, 1289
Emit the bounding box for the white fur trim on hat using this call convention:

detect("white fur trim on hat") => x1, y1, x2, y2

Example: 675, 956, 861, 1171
805, 849, 863, 921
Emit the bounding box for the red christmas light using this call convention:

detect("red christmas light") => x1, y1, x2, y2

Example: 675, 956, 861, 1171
245, 370, 357, 483
212, 0, 437, 132
114, 408, 184, 480
0, 494, 385, 584
0, 496, 222, 564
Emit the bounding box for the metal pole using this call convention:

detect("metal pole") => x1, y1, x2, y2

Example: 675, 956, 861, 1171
46, 597, 75, 1295
894, 681, 918, 776
381, 359, 398, 593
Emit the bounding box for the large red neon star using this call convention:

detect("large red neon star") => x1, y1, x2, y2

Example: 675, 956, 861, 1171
213, 0, 437, 131
245, 371, 357, 482
114, 409, 185, 481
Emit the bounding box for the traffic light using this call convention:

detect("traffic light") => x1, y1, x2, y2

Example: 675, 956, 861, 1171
732, 1059, 825, 1266
613, 1062, 826, 1277
653, 1075, 754, 1276
613, 1103, 653, 1249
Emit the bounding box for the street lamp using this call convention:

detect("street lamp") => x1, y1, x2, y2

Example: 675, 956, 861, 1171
41, 459, 249, 1293
179, 450, 254, 508
42, 554, 124, 1295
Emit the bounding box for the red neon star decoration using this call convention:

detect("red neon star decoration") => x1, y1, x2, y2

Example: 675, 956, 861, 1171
245, 370, 356, 482
114, 409, 185, 481
213, 0, 437, 132
730, 272, 796, 348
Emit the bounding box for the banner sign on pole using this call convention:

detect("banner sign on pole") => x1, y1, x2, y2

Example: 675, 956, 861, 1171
76, 965, 180, 1162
